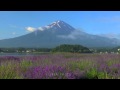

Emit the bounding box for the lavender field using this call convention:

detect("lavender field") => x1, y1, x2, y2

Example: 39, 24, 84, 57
0, 53, 120, 79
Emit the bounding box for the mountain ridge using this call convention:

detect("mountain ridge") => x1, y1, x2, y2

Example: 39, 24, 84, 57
0, 20, 120, 48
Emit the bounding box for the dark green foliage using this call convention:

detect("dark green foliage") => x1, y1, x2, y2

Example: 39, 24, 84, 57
112, 46, 120, 52
51, 44, 92, 53
0, 48, 3, 52
0, 48, 51, 53
35, 48, 51, 52
95, 48, 113, 53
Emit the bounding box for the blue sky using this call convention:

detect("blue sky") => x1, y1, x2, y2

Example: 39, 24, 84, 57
1, 11, 120, 40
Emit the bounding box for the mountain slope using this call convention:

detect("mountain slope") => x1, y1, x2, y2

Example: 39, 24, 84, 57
0, 20, 120, 48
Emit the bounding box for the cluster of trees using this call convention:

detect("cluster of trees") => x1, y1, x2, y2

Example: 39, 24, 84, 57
0, 48, 51, 53
111, 46, 120, 53
0, 44, 92, 53
51, 44, 92, 53
2, 44, 120, 54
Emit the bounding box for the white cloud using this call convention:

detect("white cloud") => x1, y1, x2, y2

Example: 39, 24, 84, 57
98, 33, 115, 38
25, 26, 46, 32
25, 27, 37, 32
98, 33, 120, 39
58, 34, 76, 39
57, 30, 87, 40
45, 26, 50, 29
38, 27, 44, 31
12, 32, 16, 35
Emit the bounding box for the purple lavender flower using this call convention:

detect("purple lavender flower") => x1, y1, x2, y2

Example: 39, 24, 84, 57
23, 65, 78, 79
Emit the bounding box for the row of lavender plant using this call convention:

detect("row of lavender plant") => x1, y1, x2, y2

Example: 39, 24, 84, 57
0, 53, 120, 79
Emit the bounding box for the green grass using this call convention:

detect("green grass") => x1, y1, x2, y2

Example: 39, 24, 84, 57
0, 61, 22, 79
85, 68, 110, 79
67, 60, 94, 72
20, 60, 33, 72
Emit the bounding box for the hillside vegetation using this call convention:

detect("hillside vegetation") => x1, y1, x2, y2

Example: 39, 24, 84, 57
51, 44, 92, 53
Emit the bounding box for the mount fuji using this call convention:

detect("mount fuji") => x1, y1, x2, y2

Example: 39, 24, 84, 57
0, 20, 120, 48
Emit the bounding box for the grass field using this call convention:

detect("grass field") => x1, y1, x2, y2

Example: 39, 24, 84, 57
0, 53, 120, 79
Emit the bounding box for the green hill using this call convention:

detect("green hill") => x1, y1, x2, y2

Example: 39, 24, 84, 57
51, 44, 92, 53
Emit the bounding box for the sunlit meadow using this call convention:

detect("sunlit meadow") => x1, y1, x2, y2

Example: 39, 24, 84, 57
0, 53, 120, 79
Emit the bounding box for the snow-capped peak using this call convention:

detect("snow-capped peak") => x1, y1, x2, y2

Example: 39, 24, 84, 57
37, 20, 75, 32
48, 20, 74, 29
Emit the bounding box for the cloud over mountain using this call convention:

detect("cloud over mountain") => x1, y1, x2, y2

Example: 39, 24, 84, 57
25, 27, 37, 32
25, 27, 46, 32
98, 33, 120, 39
57, 30, 86, 39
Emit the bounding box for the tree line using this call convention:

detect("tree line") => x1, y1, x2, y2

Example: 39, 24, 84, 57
1, 44, 120, 53
0, 44, 92, 53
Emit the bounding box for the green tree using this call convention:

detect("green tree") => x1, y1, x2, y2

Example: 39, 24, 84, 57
51, 44, 92, 53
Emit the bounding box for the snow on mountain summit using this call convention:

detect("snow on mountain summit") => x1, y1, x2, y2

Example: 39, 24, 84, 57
38, 20, 75, 32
